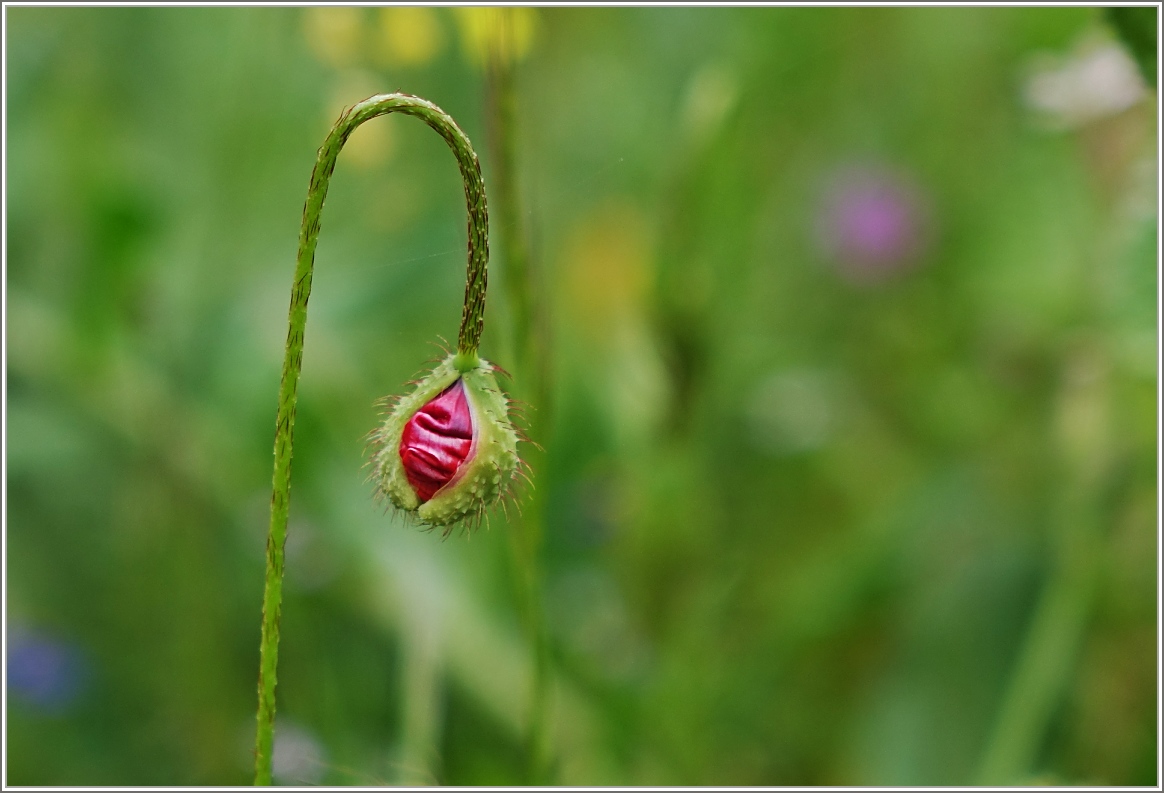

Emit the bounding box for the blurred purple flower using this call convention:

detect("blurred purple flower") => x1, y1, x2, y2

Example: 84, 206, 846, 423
7, 626, 86, 713
815, 164, 932, 284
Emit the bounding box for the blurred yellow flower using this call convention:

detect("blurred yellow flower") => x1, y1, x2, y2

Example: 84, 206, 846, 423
453, 7, 536, 68
302, 7, 364, 69
376, 7, 444, 68
560, 202, 655, 343
559, 202, 669, 449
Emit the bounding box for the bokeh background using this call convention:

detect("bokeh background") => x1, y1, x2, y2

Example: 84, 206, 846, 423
5, 6, 1158, 786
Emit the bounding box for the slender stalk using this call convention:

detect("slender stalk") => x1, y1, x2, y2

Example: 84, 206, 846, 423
973, 486, 1102, 784
485, 11, 554, 783
254, 93, 490, 786
974, 350, 1111, 785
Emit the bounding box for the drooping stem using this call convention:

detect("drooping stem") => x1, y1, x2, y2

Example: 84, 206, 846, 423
254, 93, 490, 786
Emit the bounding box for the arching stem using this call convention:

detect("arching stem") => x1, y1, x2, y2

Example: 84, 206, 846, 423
254, 93, 489, 786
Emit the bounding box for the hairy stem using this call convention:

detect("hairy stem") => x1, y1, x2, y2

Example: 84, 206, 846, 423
254, 93, 490, 786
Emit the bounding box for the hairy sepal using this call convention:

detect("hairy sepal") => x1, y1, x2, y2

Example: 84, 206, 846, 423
373, 352, 519, 528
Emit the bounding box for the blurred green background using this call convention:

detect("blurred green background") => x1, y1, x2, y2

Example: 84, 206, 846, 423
5, 6, 1158, 786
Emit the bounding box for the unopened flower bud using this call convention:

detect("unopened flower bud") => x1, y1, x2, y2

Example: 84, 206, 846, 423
371, 352, 520, 528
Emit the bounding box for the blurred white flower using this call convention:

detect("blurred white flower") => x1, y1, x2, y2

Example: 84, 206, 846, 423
1023, 39, 1147, 128
272, 722, 328, 785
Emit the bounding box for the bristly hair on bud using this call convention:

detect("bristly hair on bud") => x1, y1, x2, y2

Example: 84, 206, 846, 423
254, 93, 519, 786
368, 351, 522, 534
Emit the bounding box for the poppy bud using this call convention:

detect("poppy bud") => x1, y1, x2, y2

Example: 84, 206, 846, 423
371, 351, 520, 529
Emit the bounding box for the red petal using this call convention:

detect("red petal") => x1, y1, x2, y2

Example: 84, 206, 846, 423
400, 380, 474, 502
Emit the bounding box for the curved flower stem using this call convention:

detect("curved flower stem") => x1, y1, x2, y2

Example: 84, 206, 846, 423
254, 93, 490, 786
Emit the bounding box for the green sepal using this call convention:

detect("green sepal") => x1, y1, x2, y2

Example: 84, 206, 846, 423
372, 351, 520, 528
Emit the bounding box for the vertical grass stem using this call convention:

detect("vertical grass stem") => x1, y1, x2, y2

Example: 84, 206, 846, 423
485, 10, 554, 782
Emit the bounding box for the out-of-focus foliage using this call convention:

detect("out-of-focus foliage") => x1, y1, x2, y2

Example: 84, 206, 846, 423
5, 7, 1157, 786
1107, 6, 1158, 87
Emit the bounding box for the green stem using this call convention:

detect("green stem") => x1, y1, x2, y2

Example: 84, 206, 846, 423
254, 93, 490, 786
973, 491, 1101, 784
974, 351, 1111, 785
485, 14, 554, 783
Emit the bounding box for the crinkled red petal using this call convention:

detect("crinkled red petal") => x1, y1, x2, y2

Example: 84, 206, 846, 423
400, 379, 474, 503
